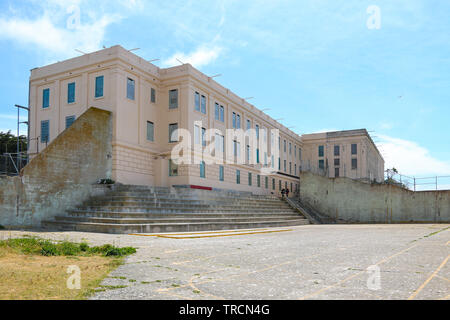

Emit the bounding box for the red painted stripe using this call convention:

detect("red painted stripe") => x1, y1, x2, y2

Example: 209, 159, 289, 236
190, 185, 212, 191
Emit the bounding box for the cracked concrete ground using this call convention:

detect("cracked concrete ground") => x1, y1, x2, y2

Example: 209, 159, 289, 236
1, 224, 449, 300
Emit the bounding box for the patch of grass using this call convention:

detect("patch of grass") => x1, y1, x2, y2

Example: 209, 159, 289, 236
0, 237, 136, 257
171, 284, 180, 287
193, 290, 200, 294
0, 237, 136, 300
141, 281, 150, 284
424, 226, 449, 238
129, 279, 136, 283
99, 285, 127, 290
111, 276, 127, 280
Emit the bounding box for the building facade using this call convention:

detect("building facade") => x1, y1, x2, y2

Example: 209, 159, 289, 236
301, 129, 384, 182
27, 45, 384, 195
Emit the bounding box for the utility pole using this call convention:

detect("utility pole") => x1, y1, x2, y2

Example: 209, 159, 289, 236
14, 104, 30, 172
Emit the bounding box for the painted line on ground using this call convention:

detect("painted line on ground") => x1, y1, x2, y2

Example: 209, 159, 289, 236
408, 254, 449, 300
128, 229, 292, 239
298, 243, 419, 300
128, 228, 269, 237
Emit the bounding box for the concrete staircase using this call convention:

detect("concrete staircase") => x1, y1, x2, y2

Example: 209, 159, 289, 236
42, 185, 310, 234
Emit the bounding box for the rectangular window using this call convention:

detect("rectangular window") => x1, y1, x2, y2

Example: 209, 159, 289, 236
201, 95, 206, 114
194, 125, 200, 145
257, 174, 261, 187
220, 105, 224, 122
42, 88, 50, 108
127, 78, 135, 100
271, 155, 274, 168
278, 157, 281, 170
248, 172, 252, 186
294, 145, 297, 158
295, 164, 297, 175
334, 145, 340, 156
169, 123, 178, 142
219, 165, 224, 181
264, 152, 268, 166
232, 112, 236, 128
41, 120, 49, 143
215, 103, 219, 120
146, 121, 154, 142
215, 134, 224, 153
169, 89, 178, 109
67, 82, 75, 104
335, 167, 340, 177
334, 158, 340, 166
236, 170, 240, 184
195, 92, 200, 111
265, 176, 268, 189
200, 161, 206, 178
169, 159, 178, 176
151, 88, 156, 103
256, 149, 260, 164
256, 125, 259, 140
65, 116, 75, 129
279, 180, 282, 191
284, 140, 286, 152
352, 158, 358, 169
284, 160, 287, 172
272, 178, 275, 190
95, 76, 104, 98
319, 159, 325, 170
236, 114, 241, 129
299, 148, 302, 160
246, 119, 251, 130
318, 145, 324, 157
201, 127, 206, 147
289, 162, 292, 174
289, 143, 292, 155
351, 143, 357, 155
246, 145, 250, 163
233, 140, 240, 157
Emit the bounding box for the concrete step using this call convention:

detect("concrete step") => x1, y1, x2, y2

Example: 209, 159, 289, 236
69, 207, 296, 214
67, 211, 301, 219
42, 218, 310, 234
54, 216, 307, 224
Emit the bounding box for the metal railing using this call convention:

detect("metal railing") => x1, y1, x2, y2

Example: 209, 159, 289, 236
384, 169, 450, 191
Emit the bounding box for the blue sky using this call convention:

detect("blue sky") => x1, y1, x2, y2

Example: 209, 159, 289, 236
0, 0, 449, 177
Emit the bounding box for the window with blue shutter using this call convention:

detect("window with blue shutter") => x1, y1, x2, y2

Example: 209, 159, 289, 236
169, 89, 178, 109
201, 95, 206, 114
42, 89, 50, 108
169, 123, 178, 142
219, 165, 224, 181
41, 120, 49, 143
151, 88, 156, 103
65, 115, 75, 129
195, 92, 200, 111
95, 76, 104, 98
200, 161, 206, 178
67, 83, 75, 104
127, 78, 135, 100
147, 121, 154, 142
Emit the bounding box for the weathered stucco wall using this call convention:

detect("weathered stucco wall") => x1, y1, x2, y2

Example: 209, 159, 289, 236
299, 172, 450, 223
0, 107, 112, 227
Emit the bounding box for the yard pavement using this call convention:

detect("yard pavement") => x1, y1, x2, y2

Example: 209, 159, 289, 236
1, 224, 449, 300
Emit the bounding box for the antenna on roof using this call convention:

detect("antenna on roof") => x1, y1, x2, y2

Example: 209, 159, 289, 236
128, 48, 140, 52
243, 97, 254, 101
148, 59, 160, 63
275, 118, 284, 121
75, 49, 87, 55
176, 58, 185, 65
210, 74, 222, 78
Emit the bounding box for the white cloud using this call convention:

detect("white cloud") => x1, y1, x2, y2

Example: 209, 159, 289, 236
377, 134, 450, 176
163, 45, 223, 68
0, 14, 119, 57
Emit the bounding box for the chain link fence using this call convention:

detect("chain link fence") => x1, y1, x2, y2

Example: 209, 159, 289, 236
0, 153, 29, 176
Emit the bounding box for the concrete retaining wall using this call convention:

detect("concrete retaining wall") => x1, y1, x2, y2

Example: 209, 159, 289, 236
299, 172, 450, 223
0, 107, 112, 228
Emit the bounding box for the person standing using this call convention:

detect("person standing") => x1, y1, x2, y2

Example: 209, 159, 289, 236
281, 188, 285, 199
285, 188, 289, 198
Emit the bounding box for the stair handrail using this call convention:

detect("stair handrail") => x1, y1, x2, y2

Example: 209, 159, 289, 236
284, 197, 321, 224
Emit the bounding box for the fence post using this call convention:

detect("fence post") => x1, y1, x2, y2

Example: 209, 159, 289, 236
414, 177, 416, 192
436, 176, 438, 191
